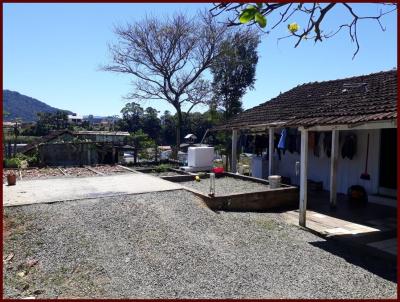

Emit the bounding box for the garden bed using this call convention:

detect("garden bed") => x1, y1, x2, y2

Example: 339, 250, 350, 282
89, 165, 130, 175
166, 172, 299, 212
2, 165, 130, 183
60, 167, 97, 177
3, 168, 64, 183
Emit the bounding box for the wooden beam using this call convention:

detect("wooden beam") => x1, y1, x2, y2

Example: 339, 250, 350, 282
299, 120, 396, 132
299, 129, 308, 227
330, 130, 339, 207
268, 128, 274, 176
231, 129, 238, 173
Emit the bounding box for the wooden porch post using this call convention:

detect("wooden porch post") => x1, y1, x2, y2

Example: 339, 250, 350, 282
330, 130, 339, 207
268, 128, 274, 176
299, 129, 308, 227
231, 129, 238, 173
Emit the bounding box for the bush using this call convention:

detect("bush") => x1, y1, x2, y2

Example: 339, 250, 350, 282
3, 153, 39, 168
4, 158, 22, 168
15, 153, 38, 166
154, 163, 171, 173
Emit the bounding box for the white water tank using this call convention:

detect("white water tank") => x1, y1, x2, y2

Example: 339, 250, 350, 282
188, 146, 214, 168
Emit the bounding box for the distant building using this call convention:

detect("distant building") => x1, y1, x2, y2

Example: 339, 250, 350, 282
20, 130, 130, 166
68, 113, 83, 124
82, 115, 120, 126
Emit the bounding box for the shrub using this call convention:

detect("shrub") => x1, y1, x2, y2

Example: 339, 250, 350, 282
4, 158, 22, 168
154, 163, 171, 173
15, 153, 39, 166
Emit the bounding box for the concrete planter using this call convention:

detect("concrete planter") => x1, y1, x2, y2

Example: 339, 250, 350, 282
164, 172, 299, 212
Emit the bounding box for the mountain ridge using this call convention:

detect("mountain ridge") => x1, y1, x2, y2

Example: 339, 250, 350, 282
3, 90, 74, 122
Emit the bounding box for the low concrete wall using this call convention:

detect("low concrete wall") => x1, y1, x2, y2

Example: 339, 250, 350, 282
165, 172, 299, 212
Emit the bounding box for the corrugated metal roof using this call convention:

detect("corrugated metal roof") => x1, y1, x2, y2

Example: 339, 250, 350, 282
74, 131, 129, 136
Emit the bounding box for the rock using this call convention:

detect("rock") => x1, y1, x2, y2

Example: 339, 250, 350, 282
4, 252, 14, 262
26, 259, 39, 267
17, 271, 26, 277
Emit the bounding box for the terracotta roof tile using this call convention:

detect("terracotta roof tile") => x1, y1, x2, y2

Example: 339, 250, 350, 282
215, 70, 397, 130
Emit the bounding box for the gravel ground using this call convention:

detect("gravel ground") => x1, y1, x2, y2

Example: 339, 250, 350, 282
181, 176, 270, 195
3, 190, 396, 299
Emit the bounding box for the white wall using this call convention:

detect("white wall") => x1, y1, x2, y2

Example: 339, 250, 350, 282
271, 129, 381, 194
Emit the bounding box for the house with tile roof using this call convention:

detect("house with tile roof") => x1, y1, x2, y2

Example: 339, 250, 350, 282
213, 69, 397, 227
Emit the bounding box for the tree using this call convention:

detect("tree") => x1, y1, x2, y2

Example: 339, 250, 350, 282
103, 11, 229, 153
120, 102, 144, 132
128, 129, 155, 164
160, 111, 176, 146
34, 111, 70, 136
8, 118, 22, 157
211, 29, 260, 120
210, 3, 397, 58
142, 107, 161, 142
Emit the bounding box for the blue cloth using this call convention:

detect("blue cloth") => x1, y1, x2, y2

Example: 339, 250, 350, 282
278, 129, 287, 150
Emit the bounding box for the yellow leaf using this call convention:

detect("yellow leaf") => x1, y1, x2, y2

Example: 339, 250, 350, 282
288, 22, 300, 33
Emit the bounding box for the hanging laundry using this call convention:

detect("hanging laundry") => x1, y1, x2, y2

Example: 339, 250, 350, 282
308, 132, 315, 149
323, 131, 332, 158
278, 128, 287, 150
244, 135, 254, 153
287, 134, 296, 153
341, 133, 357, 159
313, 132, 321, 157
274, 134, 282, 160
295, 132, 301, 154
255, 135, 268, 156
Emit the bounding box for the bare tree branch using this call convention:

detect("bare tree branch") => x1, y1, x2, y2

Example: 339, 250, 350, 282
210, 3, 397, 58
102, 10, 229, 149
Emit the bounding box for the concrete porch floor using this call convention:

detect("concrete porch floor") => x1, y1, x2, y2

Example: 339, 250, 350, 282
281, 191, 397, 259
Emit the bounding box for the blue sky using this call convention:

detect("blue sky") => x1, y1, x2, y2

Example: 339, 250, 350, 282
3, 3, 397, 117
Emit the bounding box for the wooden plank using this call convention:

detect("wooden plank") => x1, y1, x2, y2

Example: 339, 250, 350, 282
330, 130, 339, 207
231, 129, 238, 173
299, 129, 308, 227
299, 120, 396, 132
85, 166, 105, 176
117, 165, 140, 173
268, 128, 274, 176
57, 167, 68, 176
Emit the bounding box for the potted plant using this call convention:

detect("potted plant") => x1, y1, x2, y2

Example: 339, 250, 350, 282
5, 157, 22, 186
7, 171, 17, 186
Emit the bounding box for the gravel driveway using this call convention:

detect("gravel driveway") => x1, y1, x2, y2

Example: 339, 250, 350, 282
3, 190, 396, 299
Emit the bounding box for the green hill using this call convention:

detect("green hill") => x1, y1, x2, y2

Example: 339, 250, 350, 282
3, 90, 73, 122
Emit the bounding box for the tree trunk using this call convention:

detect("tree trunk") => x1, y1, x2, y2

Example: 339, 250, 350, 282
175, 107, 183, 159
13, 137, 17, 157
154, 145, 158, 163
134, 148, 138, 164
